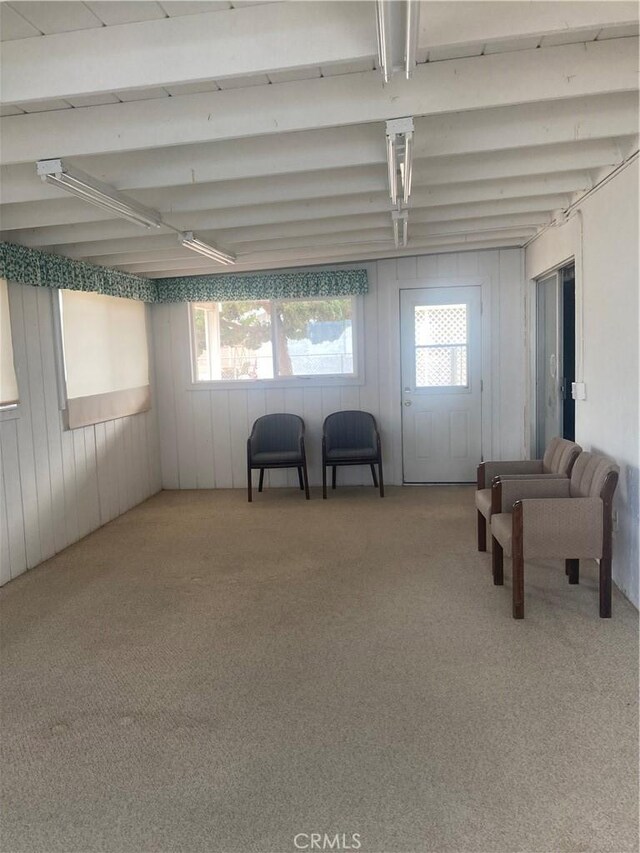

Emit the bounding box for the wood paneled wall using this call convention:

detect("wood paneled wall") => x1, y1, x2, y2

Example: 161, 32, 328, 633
0, 282, 162, 586
153, 250, 526, 490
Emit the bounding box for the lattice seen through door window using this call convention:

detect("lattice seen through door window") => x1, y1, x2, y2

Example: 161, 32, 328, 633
414, 303, 468, 387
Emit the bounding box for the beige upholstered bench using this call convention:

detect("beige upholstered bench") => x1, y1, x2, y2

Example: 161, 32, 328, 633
489, 451, 619, 619
475, 437, 581, 552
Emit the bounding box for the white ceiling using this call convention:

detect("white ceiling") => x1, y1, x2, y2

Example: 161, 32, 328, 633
0, 0, 638, 277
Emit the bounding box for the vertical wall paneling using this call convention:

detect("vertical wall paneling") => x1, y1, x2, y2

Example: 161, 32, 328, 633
154, 251, 526, 490
10, 284, 42, 570
0, 284, 162, 586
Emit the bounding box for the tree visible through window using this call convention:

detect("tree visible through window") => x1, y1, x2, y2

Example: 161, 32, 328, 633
192, 297, 355, 381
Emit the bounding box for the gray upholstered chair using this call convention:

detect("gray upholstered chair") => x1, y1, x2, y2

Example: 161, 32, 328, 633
247, 414, 309, 502
490, 451, 619, 619
475, 437, 581, 551
322, 410, 384, 498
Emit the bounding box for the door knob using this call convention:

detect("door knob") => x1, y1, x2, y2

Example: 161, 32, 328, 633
404, 400, 412, 407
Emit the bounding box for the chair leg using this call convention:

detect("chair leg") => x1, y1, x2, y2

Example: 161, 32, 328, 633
599, 557, 612, 618
378, 460, 384, 497
477, 510, 487, 552
370, 464, 379, 488
297, 467, 304, 490
258, 469, 264, 493
247, 466, 252, 503
302, 460, 310, 501
566, 559, 579, 584
492, 537, 504, 585
512, 552, 525, 619
332, 466, 337, 490
512, 504, 524, 618
322, 465, 327, 499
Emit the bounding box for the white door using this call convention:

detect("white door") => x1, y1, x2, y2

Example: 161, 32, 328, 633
401, 286, 482, 482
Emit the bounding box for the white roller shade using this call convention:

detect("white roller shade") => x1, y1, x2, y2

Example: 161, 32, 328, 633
60, 290, 150, 428
0, 278, 19, 407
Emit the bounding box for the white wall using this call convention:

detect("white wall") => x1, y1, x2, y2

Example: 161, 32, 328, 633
526, 159, 639, 607
152, 248, 526, 490
0, 282, 162, 586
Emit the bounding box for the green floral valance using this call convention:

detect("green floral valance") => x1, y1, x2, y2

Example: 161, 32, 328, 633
0, 242, 368, 303
0, 242, 157, 302
154, 269, 368, 302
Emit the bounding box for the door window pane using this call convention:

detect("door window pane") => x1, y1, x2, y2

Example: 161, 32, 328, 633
414, 303, 468, 387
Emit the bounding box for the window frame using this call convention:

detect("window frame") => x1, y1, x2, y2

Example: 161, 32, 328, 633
0, 278, 20, 421
187, 296, 365, 390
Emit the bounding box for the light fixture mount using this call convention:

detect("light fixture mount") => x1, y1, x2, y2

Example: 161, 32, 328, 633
179, 231, 236, 266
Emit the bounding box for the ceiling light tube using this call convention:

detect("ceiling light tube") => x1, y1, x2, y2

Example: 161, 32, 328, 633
403, 131, 413, 205
36, 159, 162, 229
386, 117, 414, 207
375, 0, 390, 84
179, 232, 236, 265
392, 208, 408, 249
405, 0, 420, 79
386, 134, 398, 205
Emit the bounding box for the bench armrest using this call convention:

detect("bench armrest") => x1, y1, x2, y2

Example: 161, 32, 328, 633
492, 477, 570, 514
478, 459, 543, 488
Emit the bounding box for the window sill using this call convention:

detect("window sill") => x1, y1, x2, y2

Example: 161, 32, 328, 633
188, 375, 365, 392
0, 403, 21, 422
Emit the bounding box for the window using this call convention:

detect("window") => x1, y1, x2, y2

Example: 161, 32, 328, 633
192, 297, 357, 382
414, 303, 468, 388
0, 278, 19, 408
59, 290, 151, 428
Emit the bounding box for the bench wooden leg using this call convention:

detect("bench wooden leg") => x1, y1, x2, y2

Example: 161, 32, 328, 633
567, 559, 579, 584
492, 537, 503, 585
477, 510, 487, 552
599, 557, 612, 618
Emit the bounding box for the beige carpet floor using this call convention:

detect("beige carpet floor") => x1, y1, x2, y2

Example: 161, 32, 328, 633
1, 486, 638, 853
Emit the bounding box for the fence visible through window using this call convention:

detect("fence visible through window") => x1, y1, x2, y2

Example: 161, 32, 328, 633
414, 303, 468, 387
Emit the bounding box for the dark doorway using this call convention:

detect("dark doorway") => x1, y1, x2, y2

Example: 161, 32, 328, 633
561, 264, 576, 442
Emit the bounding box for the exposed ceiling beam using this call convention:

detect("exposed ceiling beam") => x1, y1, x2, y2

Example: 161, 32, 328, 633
417, 1, 638, 54
1, 171, 592, 247
1, 139, 616, 231
133, 231, 536, 277
2, 38, 636, 165
83, 231, 536, 270
110, 215, 545, 269
3, 92, 636, 205
53, 195, 570, 262
1, 2, 375, 104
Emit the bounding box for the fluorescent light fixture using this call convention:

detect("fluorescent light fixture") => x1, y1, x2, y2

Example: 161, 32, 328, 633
405, 0, 420, 79
36, 159, 162, 229
392, 208, 408, 249
375, 0, 391, 84
385, 117, 414, 206
179, 232, 236, 265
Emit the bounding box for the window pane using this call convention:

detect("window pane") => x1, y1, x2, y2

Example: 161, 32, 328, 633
415, 303, 467, 346
274, 298, 353, 377
219, 301, 274, 380
0, 278, 19, 406
416, 345, 468, 387
414, 303, 468, 387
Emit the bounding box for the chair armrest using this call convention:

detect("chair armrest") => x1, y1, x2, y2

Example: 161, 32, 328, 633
482, 459, 544, 484
519, 497, 604, 558
497, 473, 567, 481
492, 477, 570, 514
